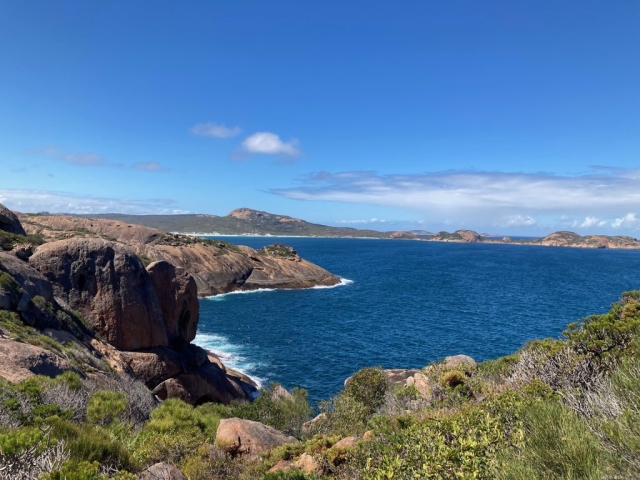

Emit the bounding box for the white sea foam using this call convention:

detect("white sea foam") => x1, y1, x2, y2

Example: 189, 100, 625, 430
193, 332, 265, 388
204, 278, 353, 301
311, 277, 354, 289
204, 288, 277, 301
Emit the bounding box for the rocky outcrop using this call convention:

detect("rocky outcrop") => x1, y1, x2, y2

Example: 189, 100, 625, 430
29, 238, 168, 351
18, 212, 342, 296
146, 241, 340, 296
147, 261, 199, 345
0, 205, 258, 405
0, 338, 74, 383
215, 418, 297, 457
0, 204, 26, 235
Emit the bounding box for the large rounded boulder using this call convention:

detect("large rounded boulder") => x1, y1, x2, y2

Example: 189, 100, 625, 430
147, 261, 199, 344
29, 238, 168, 351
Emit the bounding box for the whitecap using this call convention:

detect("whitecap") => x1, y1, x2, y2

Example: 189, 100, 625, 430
311, 277, 354, 289
204, 288, 277, 301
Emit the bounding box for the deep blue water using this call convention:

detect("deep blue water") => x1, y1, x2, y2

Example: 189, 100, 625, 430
194, 237, 640, 403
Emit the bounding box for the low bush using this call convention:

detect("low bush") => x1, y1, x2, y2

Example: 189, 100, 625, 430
344, 367, 389, 416
497, 400, 605, 479
86, 391, 127, 425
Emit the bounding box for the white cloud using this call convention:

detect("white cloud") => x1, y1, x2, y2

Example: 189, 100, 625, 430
132, 161, 168, 172
191, 122, 242, 138
0, 188, 187, 215
575, 216, 608, 228
502, 215, 536, 227
241, 132, 300, 156
612, 213, 639, 229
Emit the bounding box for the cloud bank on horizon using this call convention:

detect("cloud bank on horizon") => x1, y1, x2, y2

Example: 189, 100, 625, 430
0, 189, 187, 215
272, 168, 640, 233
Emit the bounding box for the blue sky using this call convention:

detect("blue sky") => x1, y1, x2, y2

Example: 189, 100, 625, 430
1, 1, 639, 235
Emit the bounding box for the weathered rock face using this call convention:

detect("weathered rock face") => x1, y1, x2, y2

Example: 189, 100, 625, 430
147, 261, 199, 345
0, 204, 26, 235
29, 238, 168, 351
0, 338, 74, 383
215, 418, 297, 457
122, 345, 257, 405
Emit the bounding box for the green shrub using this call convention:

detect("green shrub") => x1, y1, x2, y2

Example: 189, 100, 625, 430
0, 426, 44, 456
350, 405, 521, 479
439, 369, 466, 389
313, 393, 370, 438
564, 291, 640, 367
344, 367, 389, 415
87, 391, 127, 425
46, 416, 131, 469
43, 460, 136, 480
130, 398, 229, 467
497, 400, 605, 479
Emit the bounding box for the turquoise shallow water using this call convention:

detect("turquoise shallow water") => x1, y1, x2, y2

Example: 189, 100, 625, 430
194, 237, 640, 403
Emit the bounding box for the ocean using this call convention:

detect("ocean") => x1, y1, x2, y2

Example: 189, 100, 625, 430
194, 237, 640, 403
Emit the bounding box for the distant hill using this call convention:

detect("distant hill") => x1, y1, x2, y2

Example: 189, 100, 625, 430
78, 208, 409, 238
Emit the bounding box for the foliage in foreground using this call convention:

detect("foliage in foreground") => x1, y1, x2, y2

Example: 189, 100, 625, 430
1, 291, 640, 478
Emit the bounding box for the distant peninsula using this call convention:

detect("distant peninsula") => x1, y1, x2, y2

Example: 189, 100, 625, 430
73, 208, 640, 250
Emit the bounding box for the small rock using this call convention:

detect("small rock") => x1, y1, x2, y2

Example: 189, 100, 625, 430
363, 430, 373, 441
293, 453, 323, 474
334, 436, 358, 448
412, 372, 433, 399
215, 418, 297, 457
140, 462, 186, 480
443, 354, 477, 369
268, 460, 294, 473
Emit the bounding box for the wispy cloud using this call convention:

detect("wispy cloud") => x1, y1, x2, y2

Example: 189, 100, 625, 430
191, 122, 242, 138
335, 218, 388, 225
241, 132, 300, 157
271, 169, 640, 232
0, 189, 188, 215
31, 146, 168, 172
132, 161, 168, 172
34, 146, 120, 168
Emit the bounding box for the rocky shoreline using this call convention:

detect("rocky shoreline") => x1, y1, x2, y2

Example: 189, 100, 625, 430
0, 204, 341, 405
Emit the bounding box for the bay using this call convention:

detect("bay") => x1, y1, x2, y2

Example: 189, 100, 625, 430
195, 237, 640, 403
